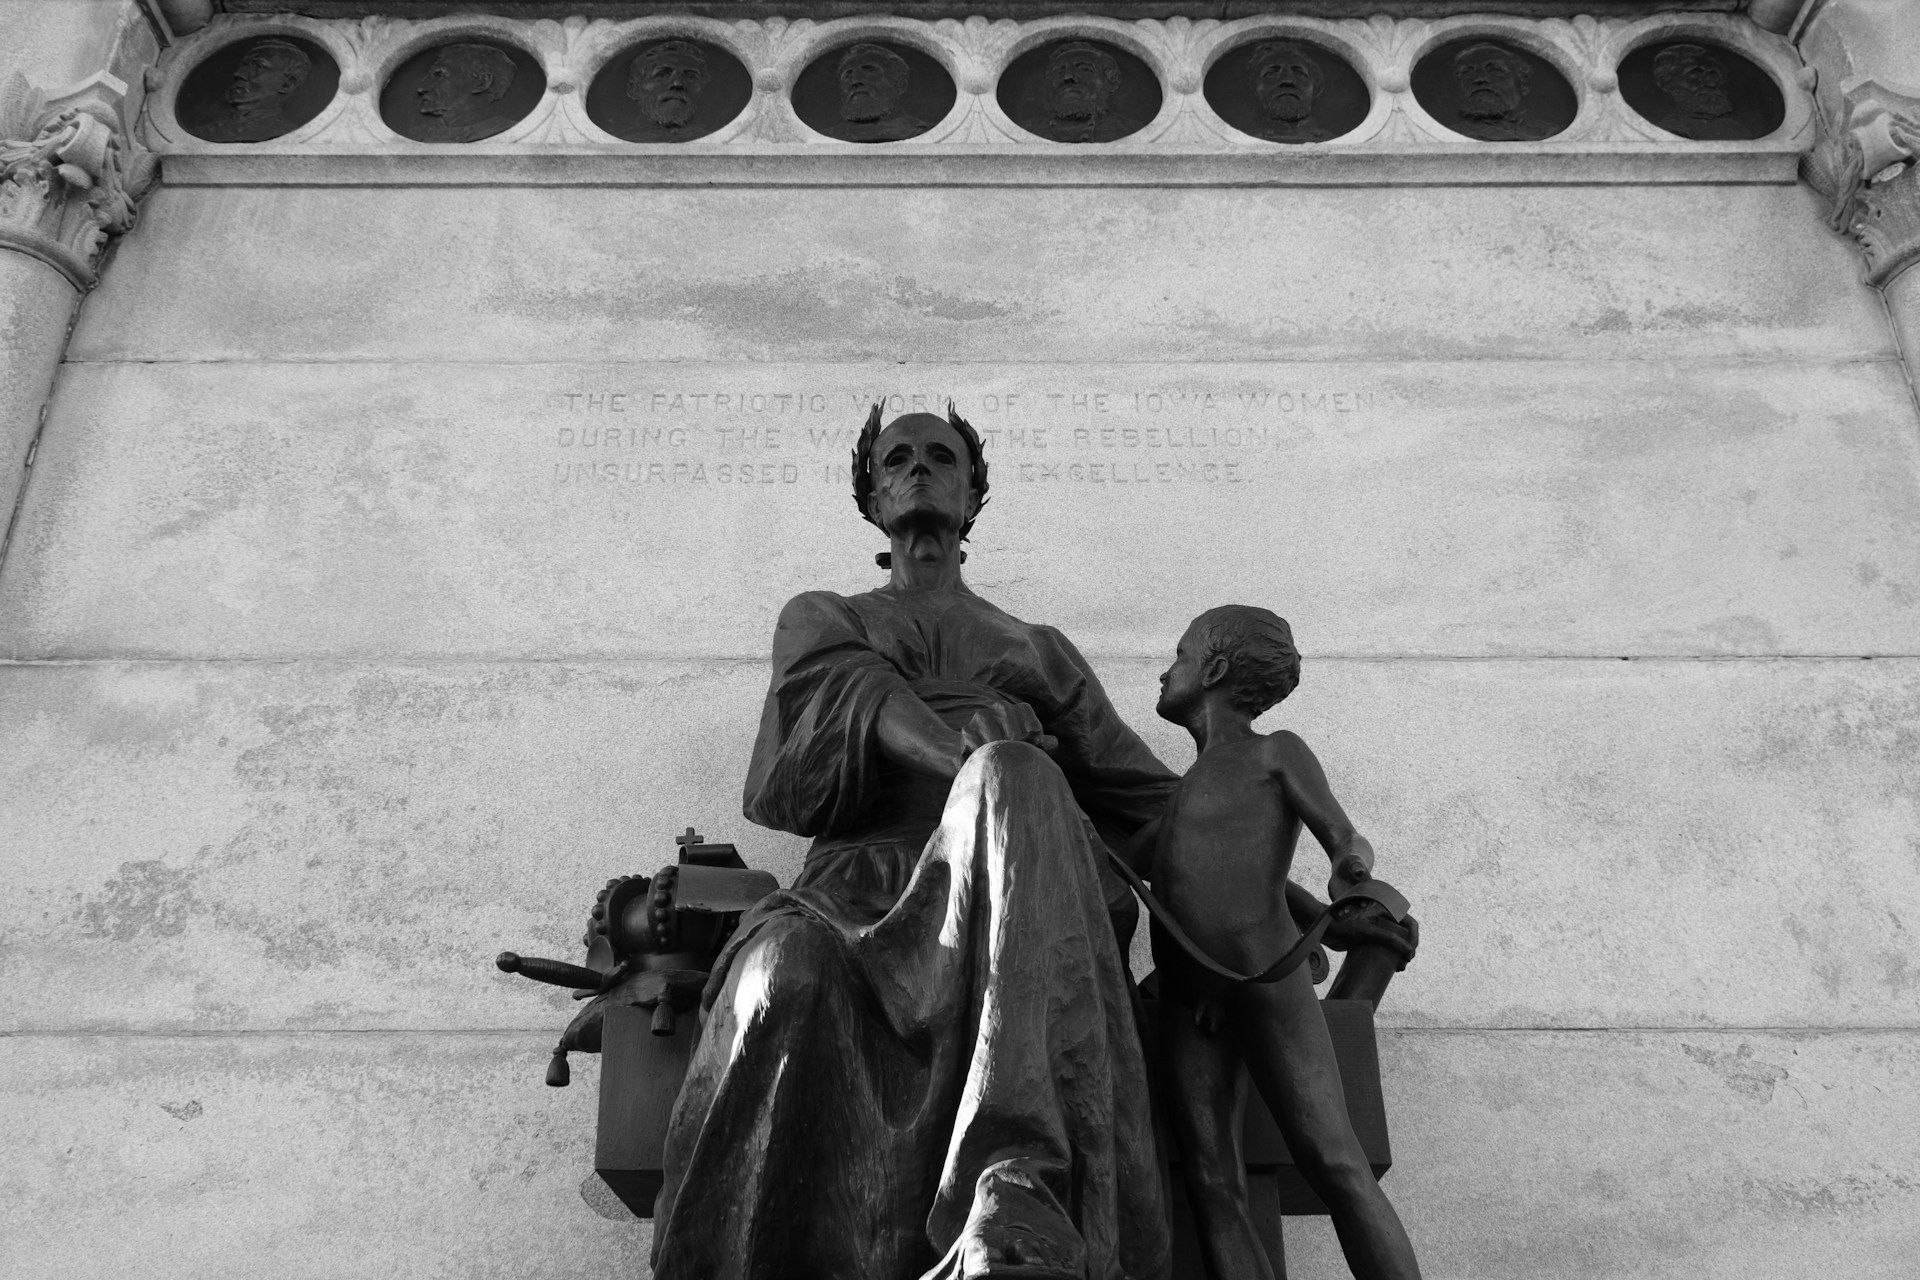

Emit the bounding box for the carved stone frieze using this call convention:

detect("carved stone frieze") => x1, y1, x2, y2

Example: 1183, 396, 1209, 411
0, 72, 158, 289
143, 11, 1810, 187
1803, 77, 1920, 287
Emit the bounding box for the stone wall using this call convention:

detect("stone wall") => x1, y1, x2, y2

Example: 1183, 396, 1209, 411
3, 4, 1919, 1278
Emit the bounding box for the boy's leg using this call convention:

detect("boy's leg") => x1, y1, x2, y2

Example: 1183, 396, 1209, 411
1231, 972, 1423, 1280
1160, 986, 1277, 1280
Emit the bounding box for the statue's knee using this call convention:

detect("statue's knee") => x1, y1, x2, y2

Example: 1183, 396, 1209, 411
730, 919, 844, 1010
1296, 1141, 1376, 1201
1182, 1158, 1245, 1213
966, 738, 1062, 787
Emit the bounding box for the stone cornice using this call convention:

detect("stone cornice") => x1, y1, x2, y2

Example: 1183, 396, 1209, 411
1803, 76, 1920, 287
0, 72, 159, 289
146, 10, 1811, 187
221, 1, 1745, 19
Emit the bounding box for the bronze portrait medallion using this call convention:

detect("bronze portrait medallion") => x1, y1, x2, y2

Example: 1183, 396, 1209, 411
176, 34, 340, 143
1618, 39, 1784, 141
1205, 37, 1370, 144
1412, 36, 1576, 142
998, 38, 1162, 144
587, 37, 752, 143
791, 40, 955, 143
380, 38, 547, 143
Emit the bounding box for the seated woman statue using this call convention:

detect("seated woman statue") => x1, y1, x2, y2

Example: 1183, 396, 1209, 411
651, 406, 1180, 1280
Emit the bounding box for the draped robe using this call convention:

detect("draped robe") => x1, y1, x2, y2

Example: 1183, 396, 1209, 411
651, 586, 1179, 1280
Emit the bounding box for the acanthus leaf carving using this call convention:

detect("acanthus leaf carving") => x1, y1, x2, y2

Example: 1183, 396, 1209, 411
1804, 75, 1920, 287
0, 71, 155, 289
934, 97, 1028, 147
335, 15, 398, 94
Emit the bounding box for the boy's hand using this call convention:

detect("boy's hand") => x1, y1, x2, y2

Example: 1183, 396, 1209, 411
1325, 906, 1420, 965
1328, 851, 1373, 897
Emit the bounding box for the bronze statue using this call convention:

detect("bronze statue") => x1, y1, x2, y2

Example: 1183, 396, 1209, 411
1037, 41, 1142, 143
651, 406, 1179, 1279
195, 38, 313, 143
1449, 41, 1551, 142
628, 40, 710, 132
1132, 606, 1422, 1280
1245, 41, 1339, 143
836, 43, 930, 142
412, 42, 520, 143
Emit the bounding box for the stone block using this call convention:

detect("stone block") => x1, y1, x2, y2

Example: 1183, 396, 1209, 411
74, 183, 1887, 366
0, 1032, 652, 1280
0, 1029, 1913, 1280
1303, 1029, 1920, 1280
4, 656, 1917, 1034
0, 1, 140, 90
0, 659, 796, 1035
4, 357, 1917, 660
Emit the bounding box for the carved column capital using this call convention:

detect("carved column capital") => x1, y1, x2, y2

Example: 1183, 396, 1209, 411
0, 71, 158, 290
1804, 78, 1920, 288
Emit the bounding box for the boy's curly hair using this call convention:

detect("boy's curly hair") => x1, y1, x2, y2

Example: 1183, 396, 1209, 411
1193, 605, 1300, 717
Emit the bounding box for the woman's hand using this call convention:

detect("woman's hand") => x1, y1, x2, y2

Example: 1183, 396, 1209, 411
960, 703, 1055, 757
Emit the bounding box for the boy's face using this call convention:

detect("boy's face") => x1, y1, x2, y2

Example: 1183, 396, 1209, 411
1156, 624, 1208, 722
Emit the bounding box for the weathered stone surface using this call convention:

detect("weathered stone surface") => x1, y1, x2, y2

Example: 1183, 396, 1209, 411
1, 1029, 1914, 1280
1301, 1029, 1920, 1280
4, 357, 1916, 660
0, 659, 787, 1034
1801, 0, 1920, 102
74, 183, 1886, 365
0, 1, 141, 90
5, 657, 1917, 1034
0, 1032, 652, 1280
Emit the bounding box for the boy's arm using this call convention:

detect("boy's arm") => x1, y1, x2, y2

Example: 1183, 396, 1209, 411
1265, 730, 1376, 896
1118, 815, 1161, 877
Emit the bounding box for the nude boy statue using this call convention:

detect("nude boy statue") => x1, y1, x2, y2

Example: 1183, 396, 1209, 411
1138, 605, 1423, 1280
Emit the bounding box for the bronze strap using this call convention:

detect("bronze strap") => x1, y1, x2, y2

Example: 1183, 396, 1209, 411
1105, 851, 1409, 986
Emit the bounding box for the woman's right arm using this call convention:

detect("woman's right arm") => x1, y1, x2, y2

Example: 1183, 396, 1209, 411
876, 690, 967, 781
876, 693, 1052, 780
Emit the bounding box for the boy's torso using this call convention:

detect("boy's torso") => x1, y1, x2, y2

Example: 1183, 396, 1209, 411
1151, 736, 1305, 973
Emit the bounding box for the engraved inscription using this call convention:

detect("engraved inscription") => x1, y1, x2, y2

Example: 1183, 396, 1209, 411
542, 383, 1382, 493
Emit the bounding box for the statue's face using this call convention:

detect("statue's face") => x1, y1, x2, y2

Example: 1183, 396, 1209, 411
1453, 46, 1525, 120
1156, 624, 1209, 723
632, 47, 708, 128
228, 49, 306, 112
416, 56, 463, 117
1656, 46, 1732, 119
1251, 47, 1321, 123
417, 53, 504, 121
867, 416, 976, 535
1044, 48, 1114, 121
839, 49, 906, 123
